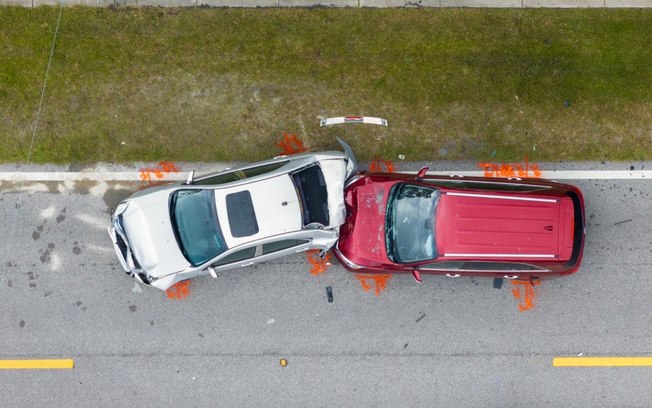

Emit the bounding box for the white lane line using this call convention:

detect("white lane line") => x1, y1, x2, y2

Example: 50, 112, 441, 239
0, 169, 651, 182
0, 172, 186, 182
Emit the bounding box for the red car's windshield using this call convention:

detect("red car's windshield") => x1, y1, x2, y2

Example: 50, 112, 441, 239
385, 183, 440, 264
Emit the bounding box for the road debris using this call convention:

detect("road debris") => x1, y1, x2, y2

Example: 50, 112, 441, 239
613, 219, 633, 226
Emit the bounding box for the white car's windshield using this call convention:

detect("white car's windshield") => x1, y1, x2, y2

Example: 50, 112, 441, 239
170, 189, 227, 266
386, 183, 439, 264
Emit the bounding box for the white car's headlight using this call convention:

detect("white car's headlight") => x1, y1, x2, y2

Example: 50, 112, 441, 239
113, 201, 130, 216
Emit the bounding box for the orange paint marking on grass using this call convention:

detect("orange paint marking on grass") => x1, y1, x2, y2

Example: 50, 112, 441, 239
139, 161, 181, 186
306, 250, 332, 276
355, 274, 392, 296
166, 280, 191, 300
275, 132, 308, 155
477, 156, 541, 178
510, 280, 541, 312
369, 159, 395, 173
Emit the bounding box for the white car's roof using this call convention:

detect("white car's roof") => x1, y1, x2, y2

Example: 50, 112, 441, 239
215, 174, 302, 248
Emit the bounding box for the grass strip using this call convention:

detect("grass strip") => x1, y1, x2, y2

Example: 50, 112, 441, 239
0, 7, 650, 163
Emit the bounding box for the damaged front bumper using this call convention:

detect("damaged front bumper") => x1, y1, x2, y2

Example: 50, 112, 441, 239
108, 205, 153, 286
108, 225, 152, 286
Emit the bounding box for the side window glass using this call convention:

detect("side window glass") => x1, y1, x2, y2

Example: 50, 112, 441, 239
242, 162, 287, 178
421, 179, 465, 189
262, 239, 309, 255
419, 261, 465, 270
194, 161, 288, 186
194, 171, 243, 186
213, 247, 256, 266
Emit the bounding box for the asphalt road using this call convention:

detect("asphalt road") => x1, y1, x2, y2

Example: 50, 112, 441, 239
0, 170, 651, 407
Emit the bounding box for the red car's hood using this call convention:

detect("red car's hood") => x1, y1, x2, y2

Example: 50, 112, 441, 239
338, 179, 396, 267
436, 192, 575, 261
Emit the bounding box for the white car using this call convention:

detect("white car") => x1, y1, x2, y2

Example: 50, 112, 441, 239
108, 139, 357, 291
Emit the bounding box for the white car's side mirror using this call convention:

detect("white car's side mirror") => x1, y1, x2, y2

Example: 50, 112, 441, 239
305, 222, 324, 230
185, 170, 195, 184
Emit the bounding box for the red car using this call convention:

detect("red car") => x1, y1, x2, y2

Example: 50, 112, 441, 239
333, 168, 585, 283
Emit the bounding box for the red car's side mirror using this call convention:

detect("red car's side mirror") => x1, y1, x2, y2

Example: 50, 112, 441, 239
416, 166, 429, 180
412, 270, 423, 283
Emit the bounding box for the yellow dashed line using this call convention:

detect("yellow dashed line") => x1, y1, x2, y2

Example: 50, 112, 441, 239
554, 357, 652, 367
0, 359, 74, 369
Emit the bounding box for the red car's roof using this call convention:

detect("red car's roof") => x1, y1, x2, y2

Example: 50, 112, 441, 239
436, 192, 575, 262
337, 176, 577, 268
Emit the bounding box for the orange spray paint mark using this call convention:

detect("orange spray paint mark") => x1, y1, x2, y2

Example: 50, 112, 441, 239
369, 159, 395, 173
477, 156, 541, 178
139, 161, 181, 186
275, 132, 308, 155
510, 280, 541, 312
355, 274, 392, 296
306, 250, 332, 276
166, 280, 191, 300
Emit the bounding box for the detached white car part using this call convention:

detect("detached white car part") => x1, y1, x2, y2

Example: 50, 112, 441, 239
108, 140, 358, 291
320, 116, 388, 127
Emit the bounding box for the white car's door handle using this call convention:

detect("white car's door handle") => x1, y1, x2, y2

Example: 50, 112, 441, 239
240, 262, 254, 267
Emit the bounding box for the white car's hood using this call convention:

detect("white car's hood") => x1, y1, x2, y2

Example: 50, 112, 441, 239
121, 190, 189, 279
